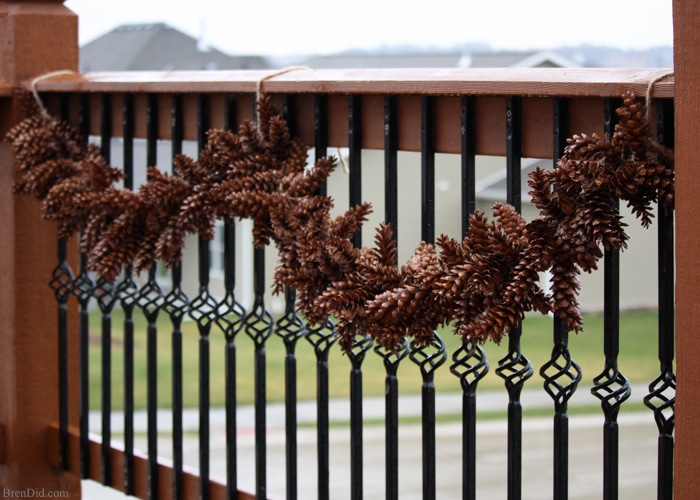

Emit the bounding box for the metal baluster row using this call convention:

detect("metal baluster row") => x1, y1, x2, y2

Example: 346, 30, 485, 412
49, 91, 675, 500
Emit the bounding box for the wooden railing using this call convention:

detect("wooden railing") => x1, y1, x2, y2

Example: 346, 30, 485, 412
2, 1, 700, 499
25, 68, 675, 500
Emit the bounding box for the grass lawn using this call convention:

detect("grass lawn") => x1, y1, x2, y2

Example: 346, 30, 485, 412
87, 308, 667, 410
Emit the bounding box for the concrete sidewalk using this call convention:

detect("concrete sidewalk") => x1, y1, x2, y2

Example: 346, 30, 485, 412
89, 383, 651, 434
83, 384, 662, 499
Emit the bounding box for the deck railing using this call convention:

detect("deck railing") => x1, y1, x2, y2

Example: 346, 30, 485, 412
16, 68, 675, 500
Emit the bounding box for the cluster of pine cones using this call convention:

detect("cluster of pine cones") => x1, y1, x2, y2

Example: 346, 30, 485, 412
9, 91, 673, 351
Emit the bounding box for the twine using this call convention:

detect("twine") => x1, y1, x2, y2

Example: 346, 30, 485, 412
644, 70, 675, 162
255, 66, 307, 130
645, 70, 674, 127
337, 147, 349, 174
30, 70, 76, 120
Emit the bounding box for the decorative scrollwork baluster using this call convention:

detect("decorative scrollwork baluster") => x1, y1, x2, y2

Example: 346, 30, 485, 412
540, 318, 582, 500
275, 287, 306, 500
136, 264, 164, 498
115, 268, 138, 495
643, 97, 676, 500
409, 332, 447, 500
348, 333, 373, 500
94, 276, 118, 486
162, 264, 189, 499
450, 341, 489, 500
72, 251, 93, 479
211, 222, 246, 498
243, 245, 275, 498
50, 237, 74, 471
306, 318, 337, 500
375, 337, 409, 500
495, 327, 533, 500
189, 280, 220, 499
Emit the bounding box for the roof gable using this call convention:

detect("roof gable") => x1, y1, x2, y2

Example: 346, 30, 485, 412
80, 23, 269, 71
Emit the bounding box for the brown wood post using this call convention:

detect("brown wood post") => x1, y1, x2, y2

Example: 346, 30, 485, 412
673, 0, 700, 498
0, 1, 80, 497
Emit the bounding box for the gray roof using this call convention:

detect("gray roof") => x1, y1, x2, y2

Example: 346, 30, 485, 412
303, 52, 464, 69
465, 50, 581, 68
301, 49, 580, 70
80, 23, 270, 72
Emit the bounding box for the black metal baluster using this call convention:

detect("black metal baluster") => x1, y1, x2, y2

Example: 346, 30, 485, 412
137, 93, 165, 500
540, 98, 582, 500
451, 343, 489, 500
591, 97, 630, 500
96, 93, 115, 487
346, 92, 369, 499
74, 251, 93, 480
380, 93, 402, 500
74, 93, 93, 480
450, 94, 490, 500
189, 235, 217, 500
384, 95, 398, 239
414, 94, 445, 500
51, 95, 73, 472
495, 96, 533, 500
375, 339, 409, 500
115, 91, 137, 496
461, 96, 476, 236
643, 98, 675, 500
51, 236, 73, 471
278, 95, 303, 497
116, 271, 138, 493
307, 93, 335, 499
410, 335, 447, 500
421, 96, 435, 244
163, 263, 188, 500
185, 93, 215, 500
243, 246, 275, 500
275, 287, 305, 500
349, 334, 372, 500
162, 92, 189, 500
95, 274, 117, 487
306, 319, 337, 500
273, 95, 307, 500
315, 94, 329, 193
216, 220, 247, 500
349, 94, 363, 247
217, 95, 247, 500
138, 264, 164, 500
198, 94, 211, 500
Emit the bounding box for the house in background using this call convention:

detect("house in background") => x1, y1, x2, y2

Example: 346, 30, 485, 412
80, 23, 270, 72
461, 49, 581, 68
302, 49, 581, 69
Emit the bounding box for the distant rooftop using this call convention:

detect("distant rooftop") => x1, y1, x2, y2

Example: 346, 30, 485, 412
465, 50, 581, 68
80, 23, 270, 72
302, 49, 581, 69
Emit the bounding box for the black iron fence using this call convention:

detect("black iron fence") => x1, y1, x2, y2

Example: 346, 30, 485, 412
43, 72, 675, 500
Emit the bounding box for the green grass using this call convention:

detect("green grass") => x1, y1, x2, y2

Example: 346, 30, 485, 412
87, 309, 666, 411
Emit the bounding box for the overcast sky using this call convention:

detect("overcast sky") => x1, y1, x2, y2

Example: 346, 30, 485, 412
64, 0, 673, 57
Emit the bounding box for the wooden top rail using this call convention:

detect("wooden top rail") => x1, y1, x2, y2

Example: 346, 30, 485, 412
28, 67, 674, 98
0, 81, 13, 97
27, 67, 674, 159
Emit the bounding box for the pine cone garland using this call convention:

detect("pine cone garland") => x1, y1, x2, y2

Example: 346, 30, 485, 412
9, 90, 674, 351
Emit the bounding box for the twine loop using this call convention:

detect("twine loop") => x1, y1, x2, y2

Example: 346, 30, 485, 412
255, 66, 307, 129
644, 71, 674, 162
30, 70, 76, 120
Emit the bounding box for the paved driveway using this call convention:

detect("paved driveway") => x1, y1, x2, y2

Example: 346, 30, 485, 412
84, 385, 664, 499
